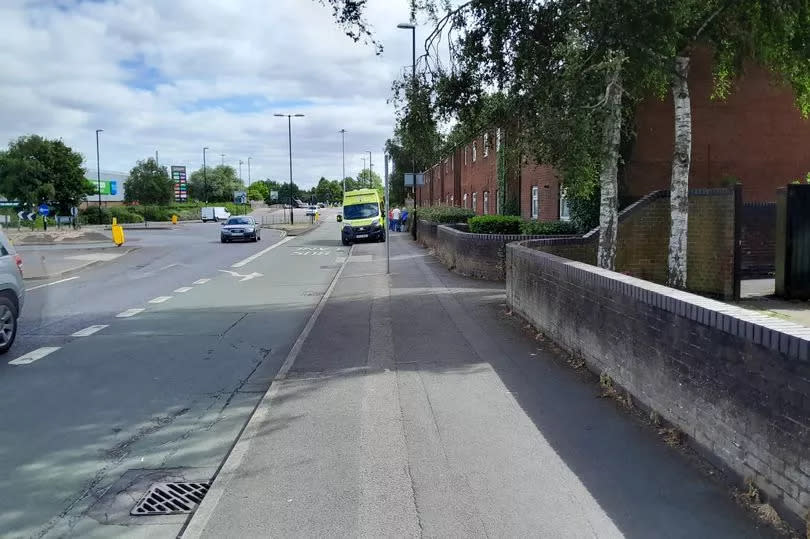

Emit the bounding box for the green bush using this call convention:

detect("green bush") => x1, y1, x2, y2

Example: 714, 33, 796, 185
79, 206, 144, 224
414, 205, 475, 224
109, 206, 144, 223
519, 220, 578, 235
468, 215, 522, 234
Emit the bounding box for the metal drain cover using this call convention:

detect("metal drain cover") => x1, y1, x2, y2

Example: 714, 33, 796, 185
130, 481, 210, 515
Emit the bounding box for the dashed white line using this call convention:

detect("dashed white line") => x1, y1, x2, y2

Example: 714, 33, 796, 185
193, 278, 211, 285
231, 236, 294, 268
25, 276, 79, 292
9, 347, 61, 365
174, 287, 193, 293
71, 325, 109, 337
159, 263, 180, 270
116, 308, 145, 318
148, 296, 172, 304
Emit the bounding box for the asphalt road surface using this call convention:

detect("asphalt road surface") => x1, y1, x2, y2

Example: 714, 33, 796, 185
0, 211, 343, 537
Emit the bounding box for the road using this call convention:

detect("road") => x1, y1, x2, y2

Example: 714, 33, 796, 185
0, 210, 343, 538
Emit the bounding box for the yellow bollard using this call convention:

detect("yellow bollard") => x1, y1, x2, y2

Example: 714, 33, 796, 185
111, 217, 125, 246
172, 214, 178, 225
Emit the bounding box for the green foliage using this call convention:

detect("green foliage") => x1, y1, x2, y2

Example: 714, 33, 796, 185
414, 205, 475, 224
792, 172, 810, 184
79, 206, 144, 225
247, 182, 269, 201
468, 215, 522, 234
0, 134, 92, 213
313, 177, 343, 203
128, 205, 173, 221
355, 168, 382, 189
275, 181, 301, 203
125, 158, 173, 205
188, 165, 243, 202
519, 220, 578, 235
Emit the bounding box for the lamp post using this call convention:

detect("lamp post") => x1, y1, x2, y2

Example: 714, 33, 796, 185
203, 147, 209, 203
274, 113, 305, 224
397, 22, 417, 208
247, 157, 252, 187
239, 160, 243, 183
220, 153, 225, 166
95, 129, 103, 212
367, 151, 372, 188
339, 129, 346, 194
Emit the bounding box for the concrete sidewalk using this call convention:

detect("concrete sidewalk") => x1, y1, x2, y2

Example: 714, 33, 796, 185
183, 233, 775, 538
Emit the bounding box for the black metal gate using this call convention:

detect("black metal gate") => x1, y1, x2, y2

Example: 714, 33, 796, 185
776, 184, 810, 299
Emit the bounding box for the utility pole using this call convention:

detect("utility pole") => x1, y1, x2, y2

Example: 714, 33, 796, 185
368, 151, 373, 188
274, 113, 305, 224
361, 157, 366, 186
220, 153, 225, 166
203, 147, 209, 203
247, 157, 252, 187
239, 160, 243, 184
398, 22, 417, 208
339, 129, 346, 194
95, 129, 103, 212
384, 153, 390, 274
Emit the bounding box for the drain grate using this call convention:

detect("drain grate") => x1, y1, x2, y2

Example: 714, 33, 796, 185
130, 481, 210, 516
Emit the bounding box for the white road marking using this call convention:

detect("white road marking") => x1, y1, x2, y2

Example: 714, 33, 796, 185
160, 263, 179, 270
71, 325, 109, 337
218, 270, 263, 282
9, 347, 60, 365
174, 286, 193, 293
148, 296, 172, 304
231, 236, 294, 268
335, 256, 346, 263
116, 308, 145, 318
193, 278, 211, 285
25, 276, 79, 292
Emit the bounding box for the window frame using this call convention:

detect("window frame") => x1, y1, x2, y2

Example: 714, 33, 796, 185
531, 186, 539, 220
472, 192, 477, 213
559, 187, 571, 221
483, 191, 490, 215
472, 141, 477, 162
483, 132, 489, 158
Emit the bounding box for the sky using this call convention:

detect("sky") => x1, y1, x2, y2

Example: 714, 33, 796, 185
0, 0, 419, 188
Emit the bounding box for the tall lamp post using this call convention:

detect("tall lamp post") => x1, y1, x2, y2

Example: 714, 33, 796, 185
397, 22, 417, 208
274, 113, 305, 224
203, 147, 209, 203
339, 129, 346, 194
247, 157, 252, 187
367, 151, 373, 188
95, 129, 103, 211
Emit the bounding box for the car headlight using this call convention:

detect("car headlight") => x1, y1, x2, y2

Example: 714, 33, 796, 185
370, 218, 380, 227
343, 223, 353, 231
245, 227, 255, 232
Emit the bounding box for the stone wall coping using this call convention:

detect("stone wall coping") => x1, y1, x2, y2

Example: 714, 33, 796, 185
510, 241, 810, 362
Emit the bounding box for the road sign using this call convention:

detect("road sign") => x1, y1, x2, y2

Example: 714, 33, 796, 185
171, 166, 188, 202
270, 190, 279, 201
95, 180, 117, 195
404, 173, 424, 186
233, 191, 247, 204
17, 211, 35, 221
38, 204, 50, 217
0, 201, 20, 207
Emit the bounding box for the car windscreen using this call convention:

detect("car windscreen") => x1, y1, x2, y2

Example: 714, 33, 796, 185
344, 203, 379, 220
226, 217, 251, 225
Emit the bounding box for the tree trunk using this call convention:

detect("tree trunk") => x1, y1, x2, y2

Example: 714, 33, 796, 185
668, 55, 691, 289
596, 60, 623, 271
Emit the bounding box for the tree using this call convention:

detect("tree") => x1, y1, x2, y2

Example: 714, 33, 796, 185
124, 158, 173, 205
313, 177, 343, 203
247, 181, 269, 201
355, 168, 382, 189
0, 134, 93, 212
188, 165, 243, 202
277, 181, 301, 202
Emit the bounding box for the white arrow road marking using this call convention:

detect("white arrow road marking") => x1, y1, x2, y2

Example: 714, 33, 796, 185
149, 296, 172, 304
218, 270, 263, 282
193, 278, 211, 285
174, 287, 193, 293
116, 308, 145, 318
71, 325, 109, 337
9, 347, 60, 365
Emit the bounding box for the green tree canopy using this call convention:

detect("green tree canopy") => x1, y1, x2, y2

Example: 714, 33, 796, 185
188, 165, 243, 202
247, 181, 269, 201
0, 134, 93, 212
313, 177, 343, 203
355, 168, 382, 189
124, 158, 173, 205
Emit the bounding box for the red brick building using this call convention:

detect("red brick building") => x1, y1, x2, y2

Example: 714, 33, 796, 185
416, 46, 810, 218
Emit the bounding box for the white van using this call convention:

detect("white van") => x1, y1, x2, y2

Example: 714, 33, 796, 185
201, 206, 230, 222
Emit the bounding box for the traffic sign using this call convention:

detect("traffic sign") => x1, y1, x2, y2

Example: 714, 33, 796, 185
17, 211, 35, 221
38, 204, 50, 217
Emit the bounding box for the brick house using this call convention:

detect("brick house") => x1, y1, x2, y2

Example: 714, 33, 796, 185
416, 46, 810, 219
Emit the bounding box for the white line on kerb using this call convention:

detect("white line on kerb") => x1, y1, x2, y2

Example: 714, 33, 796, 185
116, 308, 144, 318
25, 276, 79, 292
193, 278, 210, 285
148, 296, 172, 304
231, 236, 294, 268
9, 347, 60, 365
174, 287, 193, 293
71, 325, 109, 337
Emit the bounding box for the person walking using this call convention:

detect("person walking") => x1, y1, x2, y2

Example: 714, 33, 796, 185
392, 206, 402, 232
388, 208, 394, 231
401, 207, 409, 232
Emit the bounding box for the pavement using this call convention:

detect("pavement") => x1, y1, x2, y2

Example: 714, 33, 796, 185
735, 278, 810, 328
182, 229, 776, 538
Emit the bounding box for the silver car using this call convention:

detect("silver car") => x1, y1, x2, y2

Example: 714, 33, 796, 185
0, 230, 24, 354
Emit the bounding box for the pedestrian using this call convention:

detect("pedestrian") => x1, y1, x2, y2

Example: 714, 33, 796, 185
388, 208, 394, 231
392, 206, 402, 232
401, 208, 409, 231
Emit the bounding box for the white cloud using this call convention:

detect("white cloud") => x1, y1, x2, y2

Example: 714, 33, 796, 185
0, 0, 420, 188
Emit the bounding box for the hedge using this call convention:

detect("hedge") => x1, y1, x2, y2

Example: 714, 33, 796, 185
415, 205, 475, 224
468, 215, 522, 234
79, 206, 144, 224
519, 220, 578, 235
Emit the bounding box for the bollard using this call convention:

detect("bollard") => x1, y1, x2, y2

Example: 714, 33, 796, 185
172, 215, 178, 225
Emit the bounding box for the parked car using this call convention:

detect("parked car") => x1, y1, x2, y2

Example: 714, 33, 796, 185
305, 205, 318, 216
0, 230, 24, 354
201, 206, 230, 222
221, 216, 261, 243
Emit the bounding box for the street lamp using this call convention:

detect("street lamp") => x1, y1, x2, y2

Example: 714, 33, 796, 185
95, 129, 103, 212
398, 22, 417, 208
239, 159, 243, 183
203, 147, 209, 203
367, 151, 373, 188
247, 157, 252, 187
339, 129, 346, 194
274, 113, 305, 224
220, 153, 225, 166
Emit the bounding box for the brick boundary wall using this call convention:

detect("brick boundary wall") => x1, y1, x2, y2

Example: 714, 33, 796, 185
741, 202, 776, 279
506, 244, 810, 526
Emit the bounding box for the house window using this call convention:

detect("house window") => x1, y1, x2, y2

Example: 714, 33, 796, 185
559, 188, 571, 221
496, 189, 501, 214
531, 186, 539, 219
444, 159, 448, 173
483, 191, 490, 214
472, 141, 477, 162
472, 192, 478, 213
450, 195, 454, 206
464, 146, 468, 165
463, 193, 468, 208
483, 132, 489, 157
496, 128, 501, 151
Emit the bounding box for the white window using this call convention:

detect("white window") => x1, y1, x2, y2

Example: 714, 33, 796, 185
472, 142, 477, 162
463, 193, 468, 208
464, 146, 468, 165
450, 195, 454, 206
559, 188, 571, 221
483, 133, 489, 157
472, 192, 478, 213
496, 190, 501, 214
531, 186, 539, 219
496, 128, 501, 151
483, 191, 490, 214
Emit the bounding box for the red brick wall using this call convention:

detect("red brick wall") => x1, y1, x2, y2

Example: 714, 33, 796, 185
519, 163, 560, 220
629, 46, 810, 203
